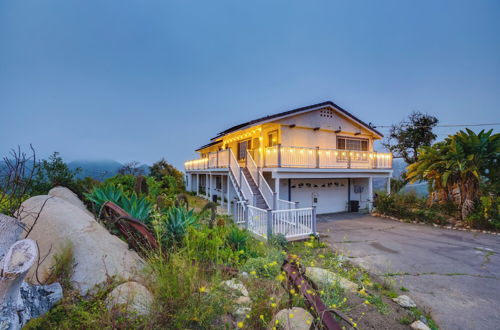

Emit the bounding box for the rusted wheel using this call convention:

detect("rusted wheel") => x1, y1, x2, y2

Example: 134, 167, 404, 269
100, 201, 158, 253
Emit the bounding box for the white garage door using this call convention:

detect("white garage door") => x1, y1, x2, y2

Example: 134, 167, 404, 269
291, 179, 348, 214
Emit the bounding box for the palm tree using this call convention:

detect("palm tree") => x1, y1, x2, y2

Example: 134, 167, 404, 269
407, 129, 500, 219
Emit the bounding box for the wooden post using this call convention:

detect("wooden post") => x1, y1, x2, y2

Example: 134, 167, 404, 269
277, 144, 282, 167
266, 209, 273, 239
311, 205, 317, 235
244, 202, 249, 229
227, 175, 231, 214
315, 146, 320, 168
387, 176, 391, 195
273, 192, 278, 210
347, 151, 351, 168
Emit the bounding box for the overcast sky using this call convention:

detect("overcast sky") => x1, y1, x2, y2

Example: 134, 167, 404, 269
1, 0, 499, 169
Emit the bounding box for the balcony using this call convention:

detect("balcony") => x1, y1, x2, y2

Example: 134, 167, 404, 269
185, 146, 392, 171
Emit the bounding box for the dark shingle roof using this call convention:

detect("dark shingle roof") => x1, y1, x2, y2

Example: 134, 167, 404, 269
195, 140, 221, 152
211, 101, 383, 140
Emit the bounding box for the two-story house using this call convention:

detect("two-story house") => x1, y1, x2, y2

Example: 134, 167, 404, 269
185, 101, 392, 240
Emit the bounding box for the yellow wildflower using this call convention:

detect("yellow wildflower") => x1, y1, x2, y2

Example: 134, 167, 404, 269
237, 321, 244, 328
259, 315, 264, 321
276, 274, 285, 281
319, 254, 325, 258
364, 300, 370, 305
289, 313, 295, 319
250, 271, 257, 276
199, 286, 206, 293
290, 289, 296, 294
271, 302, 276, 307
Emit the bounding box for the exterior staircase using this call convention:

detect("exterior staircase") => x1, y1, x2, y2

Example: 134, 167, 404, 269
241, 167, 269, 209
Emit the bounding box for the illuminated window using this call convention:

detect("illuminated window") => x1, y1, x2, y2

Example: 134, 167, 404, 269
268, 130, 278, 147
337, 137, 368, 151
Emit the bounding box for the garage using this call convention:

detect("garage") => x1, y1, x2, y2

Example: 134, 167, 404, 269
290, 178, 349, 214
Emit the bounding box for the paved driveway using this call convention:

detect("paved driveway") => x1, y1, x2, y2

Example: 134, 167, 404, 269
317, 213, 500, 330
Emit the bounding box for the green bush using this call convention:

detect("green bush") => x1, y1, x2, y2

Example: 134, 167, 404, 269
153, 207, 199, 248
375, 192, 446, 224
242, 250, 284, 278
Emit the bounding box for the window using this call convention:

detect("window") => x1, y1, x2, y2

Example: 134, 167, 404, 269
215, 176, 222, 190
337, 137, 368, 151
268, 130, 278, 147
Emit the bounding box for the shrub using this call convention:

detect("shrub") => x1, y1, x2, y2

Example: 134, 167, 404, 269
242, 250, 284, 278
268, 233, 289, 250
153, 207, 199, 248
226, 226, 249, 252
184, 225, 240, 265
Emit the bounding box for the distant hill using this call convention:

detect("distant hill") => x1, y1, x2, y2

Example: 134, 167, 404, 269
373, 158, 428, 196
68, 159, 124, 180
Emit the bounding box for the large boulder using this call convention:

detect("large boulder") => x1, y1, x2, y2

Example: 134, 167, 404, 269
106, 281, 153, 316
305, 267, 358, 293
48, 186, 93, 217
18, 195, 145, 294
272, 307, 313, 330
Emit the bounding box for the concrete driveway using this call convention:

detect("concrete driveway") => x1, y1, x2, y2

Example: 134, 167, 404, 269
317, 213, 500, 330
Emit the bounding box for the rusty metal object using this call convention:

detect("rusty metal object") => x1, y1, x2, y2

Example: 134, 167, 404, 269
100, 201, 158, 251
282, 257, 342, 330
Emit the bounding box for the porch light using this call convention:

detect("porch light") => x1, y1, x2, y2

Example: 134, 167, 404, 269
318, 151, 322, 155
342, 152, 346, 156
290, 148, 294, 153
326, 151, 331, 156
259, 137, 263, 141
300, 150, 304, 154
308, 150, 313, 155
334, 152, 337, 156
266, 149, 270, 154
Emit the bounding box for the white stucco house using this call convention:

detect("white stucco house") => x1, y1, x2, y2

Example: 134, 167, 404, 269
185, 101, 392, 240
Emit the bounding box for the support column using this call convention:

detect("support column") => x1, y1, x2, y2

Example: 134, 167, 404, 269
368, 176, 373, 211
227, 174, 231, 214
206, 174, 210, 200
196, 174, 199, 195
273, 177, 280, 210
386, 176, 391, 195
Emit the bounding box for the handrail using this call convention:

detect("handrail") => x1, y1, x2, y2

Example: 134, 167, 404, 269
245, 151, 259, 185
246, 151, 274, 209
277, 199, 296, 210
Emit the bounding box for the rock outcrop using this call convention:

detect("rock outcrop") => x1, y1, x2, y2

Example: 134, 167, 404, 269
305, 267, 358, 293
393, 295, 417, 308
272, 307, 313, 330
106, 281, 153, 316
48, 186, 94, 217
18, 195, 145, 294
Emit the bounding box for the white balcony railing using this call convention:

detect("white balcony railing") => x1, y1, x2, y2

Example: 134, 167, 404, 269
185, 146, 392, 171
264, 145, 392, 169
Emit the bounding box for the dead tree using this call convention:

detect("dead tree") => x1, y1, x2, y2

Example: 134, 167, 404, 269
0, 145, 38, 217
0, 239, 38, 307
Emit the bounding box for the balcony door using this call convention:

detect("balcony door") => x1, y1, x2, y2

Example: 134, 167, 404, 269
237, 139, 251, 161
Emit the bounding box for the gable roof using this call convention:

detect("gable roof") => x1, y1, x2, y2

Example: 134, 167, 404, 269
211, 101, 383, 140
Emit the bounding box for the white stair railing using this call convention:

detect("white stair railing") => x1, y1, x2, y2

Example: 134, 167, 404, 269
246, 151, 274, 209
271, 207, 315, 239
277, 199, 296, 210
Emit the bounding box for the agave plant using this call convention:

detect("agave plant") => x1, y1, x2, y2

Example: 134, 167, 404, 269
84, 185, 125, 213
158, 207, 199, 247
85, 185, 152, 223
119, 192, 153, 223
